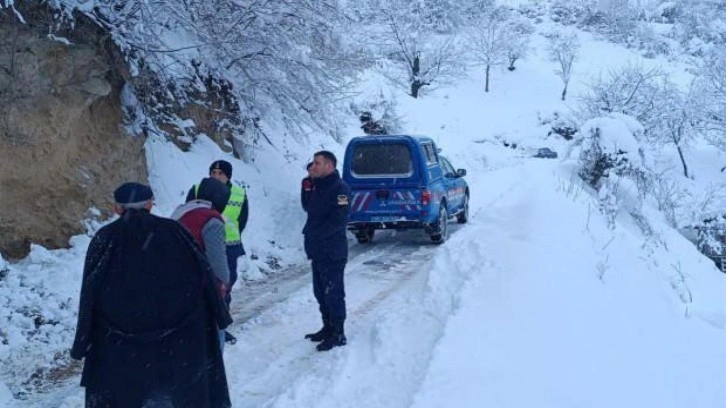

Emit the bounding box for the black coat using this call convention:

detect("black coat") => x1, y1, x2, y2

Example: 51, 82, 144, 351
71, 209, 232, 408
302, 171, 351, 262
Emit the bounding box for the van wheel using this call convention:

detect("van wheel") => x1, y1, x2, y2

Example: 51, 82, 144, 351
430, 203, 448, 244
355, 229, 375, 244
456, 195, 469, 224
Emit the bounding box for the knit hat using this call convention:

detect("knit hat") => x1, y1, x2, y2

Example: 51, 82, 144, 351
192, 177, 231, 213
209, 160, 233, 179
113, 182, 153, 205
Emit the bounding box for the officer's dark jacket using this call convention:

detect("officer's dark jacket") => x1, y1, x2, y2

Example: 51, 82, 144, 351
303, 170, 351, 261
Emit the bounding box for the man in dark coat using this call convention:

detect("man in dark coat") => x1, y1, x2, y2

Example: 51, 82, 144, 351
302, 151, 351, 352
71, 182, 232, 408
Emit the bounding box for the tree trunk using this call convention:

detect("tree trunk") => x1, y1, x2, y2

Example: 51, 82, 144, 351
410, 81, 421, 98
485, 65, 490, 93
676, 144, 689, 178
410, 55, 421, 98
561, 82, 568, 101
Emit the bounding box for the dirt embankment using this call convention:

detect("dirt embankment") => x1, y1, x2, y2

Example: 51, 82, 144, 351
0, 10, 147, 259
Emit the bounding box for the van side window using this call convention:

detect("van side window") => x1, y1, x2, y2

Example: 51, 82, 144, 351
440, 157, 455, 177
351, 143, 413, 177
422, 143, 438, 165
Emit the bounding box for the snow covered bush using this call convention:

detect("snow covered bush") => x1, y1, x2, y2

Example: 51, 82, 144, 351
629, 23, 677, 58
549, 0, 596, 26
696, 215, 726, 260
539, 111, 579, 140
695, 48, 726, 156
576, 114, 651, 227
350, 92, 402, 136
518, 0, 548, 21
578, 126, 631, 189
685, 212, 726, 272
669, 0, 726, 56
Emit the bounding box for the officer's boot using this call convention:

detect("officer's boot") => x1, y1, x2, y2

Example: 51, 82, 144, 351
304, 320, 331, 342
316, 321, 346, 352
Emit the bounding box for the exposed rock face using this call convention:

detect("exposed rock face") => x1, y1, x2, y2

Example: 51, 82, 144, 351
0, 11, 147, 259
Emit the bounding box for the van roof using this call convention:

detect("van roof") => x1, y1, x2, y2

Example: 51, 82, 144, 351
349, 134, 435, 144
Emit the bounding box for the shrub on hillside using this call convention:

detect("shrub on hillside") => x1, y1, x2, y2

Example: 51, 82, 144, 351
695, 215, 726, 272
350, 94, 402, 136
576, 114, 653, 230
577, 114, 648, 190
539, 111, 579, 140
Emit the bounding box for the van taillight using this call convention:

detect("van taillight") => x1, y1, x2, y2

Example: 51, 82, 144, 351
421, 189, 432, 206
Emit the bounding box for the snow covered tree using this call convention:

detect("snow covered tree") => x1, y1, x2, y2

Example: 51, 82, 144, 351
468, 6, 511, 93
591, 0, 639, 42
581, 64, 701, 178
652, 81, 700, 178
695, 48, 726, 162
504, 14, 535, 71
419, 0, 466, 33
669, 0, 726, 56
468, 6, 534, 91
371, 0, 465, 98
547, 29, 580, 101
86, 0, 361, 161
549, 0, 598, 26
580, 64, 667, 134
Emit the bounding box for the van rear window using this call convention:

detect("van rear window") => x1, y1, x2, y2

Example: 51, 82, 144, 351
351, 143, 413, 177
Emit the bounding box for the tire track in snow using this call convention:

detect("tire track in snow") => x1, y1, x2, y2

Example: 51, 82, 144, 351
223, 231, 457, 408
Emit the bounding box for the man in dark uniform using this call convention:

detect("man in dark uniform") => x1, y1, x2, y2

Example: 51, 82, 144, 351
302, 151, 351, 351
71, 182, 232, 407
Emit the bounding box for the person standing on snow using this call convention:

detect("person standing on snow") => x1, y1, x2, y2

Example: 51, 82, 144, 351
302, 151, 351, 351
301, 161, 314, 212
187, 160, 248, 344
71, 182, 231, 408
172, 177, 231, 349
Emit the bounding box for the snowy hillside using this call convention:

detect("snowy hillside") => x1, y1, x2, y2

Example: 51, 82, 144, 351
3, 1, 726, 407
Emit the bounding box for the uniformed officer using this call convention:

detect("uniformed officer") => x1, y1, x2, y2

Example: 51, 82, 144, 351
302, 151, 351, 351
187, 160, 248, 344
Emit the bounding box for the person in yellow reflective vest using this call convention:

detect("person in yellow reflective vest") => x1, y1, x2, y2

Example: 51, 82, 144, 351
187, 160, 248, 344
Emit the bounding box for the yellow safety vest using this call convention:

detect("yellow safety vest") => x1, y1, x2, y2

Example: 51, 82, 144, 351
223, 185, 246, 244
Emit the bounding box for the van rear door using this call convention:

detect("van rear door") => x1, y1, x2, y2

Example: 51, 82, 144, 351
346, 140, 424, 223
